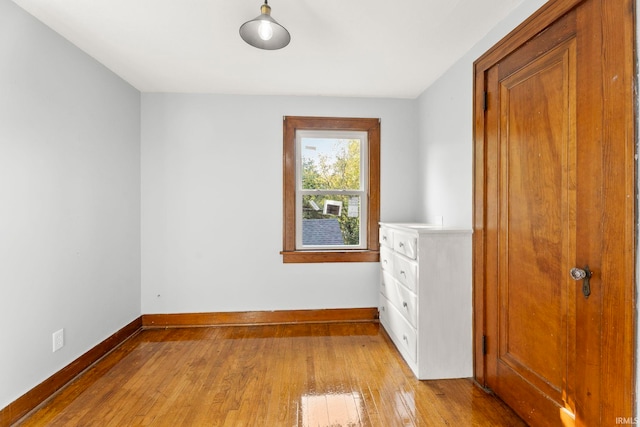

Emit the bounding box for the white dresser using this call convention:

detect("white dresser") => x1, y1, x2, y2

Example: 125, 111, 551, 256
378, 223, 473, 380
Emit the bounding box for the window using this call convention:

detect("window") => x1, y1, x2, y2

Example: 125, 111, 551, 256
282, 116, 380, 263
297, 130, 368, 250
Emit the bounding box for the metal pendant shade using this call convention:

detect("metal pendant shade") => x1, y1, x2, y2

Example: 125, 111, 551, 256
239, 1, 291, 50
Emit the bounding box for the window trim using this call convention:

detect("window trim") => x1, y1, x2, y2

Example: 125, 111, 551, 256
282, 116, 380, 263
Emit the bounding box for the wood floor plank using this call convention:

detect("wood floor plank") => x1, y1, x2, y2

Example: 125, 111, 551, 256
14, 323, 525, 426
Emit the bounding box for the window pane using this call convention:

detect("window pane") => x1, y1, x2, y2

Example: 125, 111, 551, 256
302, 194, 361, 246
301, 138, 361, 190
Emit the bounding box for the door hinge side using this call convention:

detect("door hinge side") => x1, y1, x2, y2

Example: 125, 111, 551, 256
482, 335, 487, 355
483, 91, 488, 111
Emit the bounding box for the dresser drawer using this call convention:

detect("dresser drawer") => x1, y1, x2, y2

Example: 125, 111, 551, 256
380, 270, 394, 298
380, 246, 394, 273
379, 227, 394, 248
382, 271, 417, 328
384, 300, 417, 363
379, 293, 390, 325
394, 232, 418, 259
394, 282, 417, 328
393, 255, 418, 293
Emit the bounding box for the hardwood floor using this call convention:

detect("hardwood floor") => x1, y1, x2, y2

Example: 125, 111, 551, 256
15, 323, 525, 426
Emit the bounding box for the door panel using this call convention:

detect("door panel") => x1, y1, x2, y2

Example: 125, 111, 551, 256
473, 0, 635, 425
498, 39, 575, 406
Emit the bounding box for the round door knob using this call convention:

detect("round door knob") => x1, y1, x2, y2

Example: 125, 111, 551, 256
569, 267, 587, 281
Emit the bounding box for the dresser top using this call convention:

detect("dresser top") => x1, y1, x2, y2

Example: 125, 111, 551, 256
379, 222, 472, 234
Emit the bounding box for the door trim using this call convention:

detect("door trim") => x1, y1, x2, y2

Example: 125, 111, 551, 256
472, 0, 636, 422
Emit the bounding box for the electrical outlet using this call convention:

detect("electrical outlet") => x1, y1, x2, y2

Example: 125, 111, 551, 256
52, 329, 64, 352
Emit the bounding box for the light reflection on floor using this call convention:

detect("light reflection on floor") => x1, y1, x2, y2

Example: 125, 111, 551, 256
394, 390, 416, 425
299, 390, 419, 427
301, 392, 364, 427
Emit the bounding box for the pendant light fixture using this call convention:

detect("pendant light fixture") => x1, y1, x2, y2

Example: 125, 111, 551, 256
239, 1, 291, 50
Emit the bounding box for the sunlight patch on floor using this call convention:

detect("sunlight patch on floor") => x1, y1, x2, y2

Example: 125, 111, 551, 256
301, 392, 364, 427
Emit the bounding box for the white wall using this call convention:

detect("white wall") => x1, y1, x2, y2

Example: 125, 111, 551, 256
141, 93, 419, 314
416, 0, 548, 228
0, 0, 141, 408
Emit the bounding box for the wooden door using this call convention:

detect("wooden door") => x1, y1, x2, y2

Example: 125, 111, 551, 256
473, 0, 635, 426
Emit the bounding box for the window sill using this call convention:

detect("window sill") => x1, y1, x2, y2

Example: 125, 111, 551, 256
281, 250, 380, 264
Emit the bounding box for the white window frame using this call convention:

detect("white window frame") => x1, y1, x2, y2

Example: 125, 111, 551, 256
295, 130, 369, 250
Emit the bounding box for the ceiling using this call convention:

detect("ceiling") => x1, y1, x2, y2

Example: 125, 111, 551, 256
12, 0, 526, 99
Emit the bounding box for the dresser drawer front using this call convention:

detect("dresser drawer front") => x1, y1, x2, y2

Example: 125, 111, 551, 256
379, 293, 391, 327
381, 271, 402, 309
379, 227, 394, 248
380, 247, 394, 273
393, 255, 418, 293
380, 271, 395, 299
385, 301, 417, 363
394, 232, 418, 259
381, 271, 417, 328
394, 283, 417, 328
